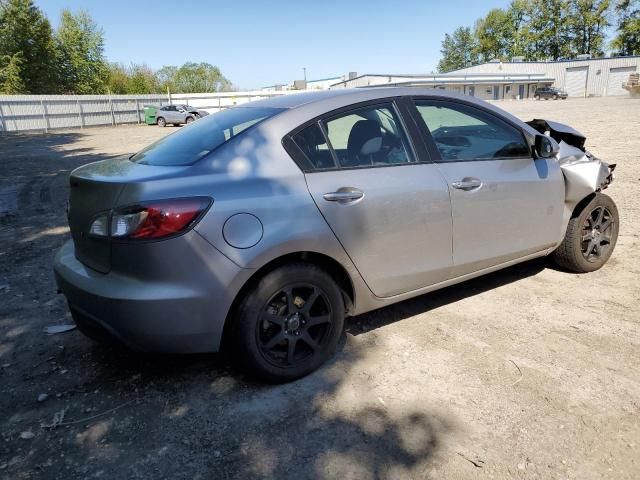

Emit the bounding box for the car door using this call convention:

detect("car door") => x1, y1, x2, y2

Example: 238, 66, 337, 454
169, 105, 182, 123
288, 100, 453, 298
409, 98, 565, 277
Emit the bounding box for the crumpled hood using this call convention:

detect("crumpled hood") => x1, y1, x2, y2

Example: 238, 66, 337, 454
527, 118, 616, 209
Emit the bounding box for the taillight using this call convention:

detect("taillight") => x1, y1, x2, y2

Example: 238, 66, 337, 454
89, 197, 210, 240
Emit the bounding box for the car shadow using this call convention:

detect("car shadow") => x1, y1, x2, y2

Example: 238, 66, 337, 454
346, 257, 548, 336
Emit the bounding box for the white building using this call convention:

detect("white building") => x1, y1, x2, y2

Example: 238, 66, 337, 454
328, 56, 640, 98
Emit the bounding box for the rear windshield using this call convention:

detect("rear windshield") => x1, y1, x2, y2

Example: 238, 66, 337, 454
131, 106, 284, 166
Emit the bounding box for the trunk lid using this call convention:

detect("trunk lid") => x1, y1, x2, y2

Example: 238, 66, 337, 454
68, 157, 187, 273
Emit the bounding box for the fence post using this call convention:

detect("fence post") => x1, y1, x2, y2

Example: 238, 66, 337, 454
135, 99, 141, 124
0, 104, 6, 132
108, 95, 116, 126
77, 100, 84, 128
40, 99, 49, 133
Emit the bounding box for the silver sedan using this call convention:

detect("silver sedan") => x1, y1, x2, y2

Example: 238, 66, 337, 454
54, 88, 618, 382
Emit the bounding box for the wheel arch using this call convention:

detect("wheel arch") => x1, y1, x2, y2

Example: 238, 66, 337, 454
220, 251, 356, 349
571, 192, 597, 218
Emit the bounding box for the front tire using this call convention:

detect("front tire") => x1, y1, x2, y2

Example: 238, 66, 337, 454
553, 193, 619, 273
185, 116, 194, 124
232, 263, 345, 382
535, 95, 540, 101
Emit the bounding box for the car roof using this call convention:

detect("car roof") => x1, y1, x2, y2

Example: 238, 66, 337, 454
239, 89, 356, 109
242, 87, 498, 110
244, 87, 539, 142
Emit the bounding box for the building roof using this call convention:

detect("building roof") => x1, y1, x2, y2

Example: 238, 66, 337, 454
329, 72, 555, 88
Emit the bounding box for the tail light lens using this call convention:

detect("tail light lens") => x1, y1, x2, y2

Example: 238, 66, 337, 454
89, 197, 210, 240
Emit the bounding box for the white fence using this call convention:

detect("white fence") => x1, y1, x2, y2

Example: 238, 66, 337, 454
0, 91, 296, 132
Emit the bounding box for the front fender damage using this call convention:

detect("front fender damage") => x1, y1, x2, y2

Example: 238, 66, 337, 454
527, 119, 615, 209
558, 142, 615, 206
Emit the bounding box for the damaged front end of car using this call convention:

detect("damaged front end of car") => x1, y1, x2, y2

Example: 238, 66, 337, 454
527, 119, 615, 209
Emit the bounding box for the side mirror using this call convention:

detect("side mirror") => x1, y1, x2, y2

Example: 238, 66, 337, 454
535, 134, 559, 159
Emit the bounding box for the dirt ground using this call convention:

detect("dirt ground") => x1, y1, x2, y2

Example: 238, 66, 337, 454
0, 97, 639, 480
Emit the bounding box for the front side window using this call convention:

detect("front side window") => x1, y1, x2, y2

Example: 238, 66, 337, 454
132, 106, 283, 166
414, 100, 530, 162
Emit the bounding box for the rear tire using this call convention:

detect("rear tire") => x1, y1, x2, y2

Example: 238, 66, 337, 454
535, 95, 540, 100
157, 117, 166, 127
232, 263, 344, 382
553, 193, 619, 273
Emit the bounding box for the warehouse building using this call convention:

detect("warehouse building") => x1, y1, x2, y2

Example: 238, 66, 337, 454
328, 56, 640, 98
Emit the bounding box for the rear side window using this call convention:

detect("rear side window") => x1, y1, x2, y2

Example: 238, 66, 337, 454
291, 124, 336, 169
291, 102, 413, 171
414, 100, 530, 161
132, 106, 283, 166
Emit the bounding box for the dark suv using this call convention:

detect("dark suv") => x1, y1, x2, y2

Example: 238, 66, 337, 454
534, 86, 568, 100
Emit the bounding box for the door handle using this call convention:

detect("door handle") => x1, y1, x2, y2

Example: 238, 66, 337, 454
323, 189, 364, 203
451, 179, 483, 190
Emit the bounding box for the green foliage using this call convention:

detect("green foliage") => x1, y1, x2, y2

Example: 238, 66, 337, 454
567, 0, 610, 56
55, 9, 108, 94
0, 0, 57, 93
474, 8, 513, 62
107, 63, 159, 94
0, 1, 233, 94
0, 52, 26, 93
437, 0, 635, 70
162, 62, 232, 93
437, 27, 478, 73
106, 62, 230, 94
611, 0, 640, 55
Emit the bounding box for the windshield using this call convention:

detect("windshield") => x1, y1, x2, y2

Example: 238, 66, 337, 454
131, 106, 284, 166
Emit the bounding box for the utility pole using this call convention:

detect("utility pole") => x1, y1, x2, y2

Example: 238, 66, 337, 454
303, 67, 307, 82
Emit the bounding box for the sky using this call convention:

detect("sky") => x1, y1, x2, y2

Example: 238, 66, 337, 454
39, 0, 511, 90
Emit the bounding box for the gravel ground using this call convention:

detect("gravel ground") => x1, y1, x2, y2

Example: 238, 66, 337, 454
0, 97, 639, 480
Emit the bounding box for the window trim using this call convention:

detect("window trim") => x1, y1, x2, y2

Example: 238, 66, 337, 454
407, 96, 534, 163
283, 98, 428, 173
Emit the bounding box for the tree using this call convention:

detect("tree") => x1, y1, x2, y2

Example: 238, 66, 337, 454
525, 0, 573, 60
0, 0, 57, 93
157, 63, 231, 93
437, 27, 479, 72
475, 8, 512, 62
156, 65, 178, 92
506, 0, 537, 59
107, 63, 160, 94
611, 0, 640, 55
124, 63, 159, 93
55, 9, 108, 94
568, 0, 611, 56
106, 63, 130, 94
0, 52, 26, 93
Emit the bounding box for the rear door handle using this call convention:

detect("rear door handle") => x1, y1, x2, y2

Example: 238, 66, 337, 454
451, 179, 482, 190
323, 188, 364, 203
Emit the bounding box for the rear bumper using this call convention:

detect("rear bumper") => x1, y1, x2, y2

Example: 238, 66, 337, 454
53, 233, 249, 353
